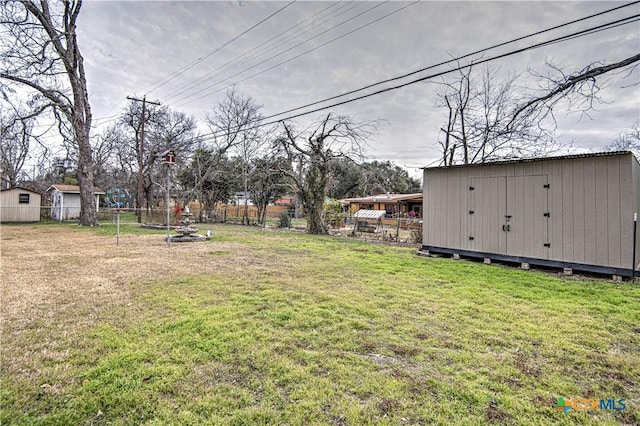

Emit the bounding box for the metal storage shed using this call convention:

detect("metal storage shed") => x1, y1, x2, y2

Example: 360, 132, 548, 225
422, 151, 640, 278
0, 187, 42, 223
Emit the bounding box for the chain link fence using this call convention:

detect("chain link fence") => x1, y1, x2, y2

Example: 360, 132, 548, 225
1, 205, 422, 244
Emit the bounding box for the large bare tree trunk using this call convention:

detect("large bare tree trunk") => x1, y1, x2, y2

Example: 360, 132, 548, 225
1, 1, 96, 225
276, 114, 375, 235
76, 117, 97, 225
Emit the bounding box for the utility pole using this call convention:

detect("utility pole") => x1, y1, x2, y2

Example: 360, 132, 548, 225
127, 95, 160, 223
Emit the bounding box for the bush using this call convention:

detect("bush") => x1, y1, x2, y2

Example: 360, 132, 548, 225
278, 211, 291, 228
324, 199, 345, 228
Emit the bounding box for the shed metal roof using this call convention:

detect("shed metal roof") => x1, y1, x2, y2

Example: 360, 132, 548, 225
422, 150, 638, 170
47, 184, 105, 194
342, 193, 422, 204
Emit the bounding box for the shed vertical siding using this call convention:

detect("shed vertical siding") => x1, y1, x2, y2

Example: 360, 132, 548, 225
582, 158, 597, 265
548, 160, 564, 261
633, 156, 640, 271
561, 159, 574, 261
423, 152, 639, 275
607, 156, 622, 268
0, 189, 41, 222
572, 160, 586, 264
594, 159, 610, 266
448, 172, 460, 248
619, 158, 640, 267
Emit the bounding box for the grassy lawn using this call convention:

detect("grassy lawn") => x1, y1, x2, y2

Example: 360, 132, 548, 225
1, 223, 638, 425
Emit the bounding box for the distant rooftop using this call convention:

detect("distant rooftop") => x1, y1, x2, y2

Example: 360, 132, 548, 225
47, 184, 105, 194
341, 193, 422, 204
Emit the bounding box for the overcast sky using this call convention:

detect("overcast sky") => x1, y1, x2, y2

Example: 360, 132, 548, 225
77, 0, 639, 175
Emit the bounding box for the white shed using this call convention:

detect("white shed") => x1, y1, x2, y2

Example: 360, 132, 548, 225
0, 187, 42, 223
47, 184, 104, 221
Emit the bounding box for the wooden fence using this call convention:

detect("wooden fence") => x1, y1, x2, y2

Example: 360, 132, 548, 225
187, 203, 293, 222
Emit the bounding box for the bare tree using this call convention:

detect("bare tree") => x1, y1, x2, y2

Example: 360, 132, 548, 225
509, 54, 640, 131
207, 89, 265, 225
605, 122, 640, 159
437, 53, 640, 166
117, 99, 164, 221
275, 113, 375, 234
173, 91, 259, 222
147, 109, 199, 209
206, 89, 262, 155
438, 65, 473, 165
91, 124, 129, 192
113, 101, 199, 219
0, 104, 50, 187
249, 155, 290, 226
1, 1, 97, 225
437, 63, 559, 166
179, 149, 240, 223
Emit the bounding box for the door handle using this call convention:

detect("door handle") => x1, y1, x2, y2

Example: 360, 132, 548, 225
502, 224, 506, 232
507, 224, 510, 232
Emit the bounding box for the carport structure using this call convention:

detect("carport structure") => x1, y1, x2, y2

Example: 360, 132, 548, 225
352, 209, 386, 233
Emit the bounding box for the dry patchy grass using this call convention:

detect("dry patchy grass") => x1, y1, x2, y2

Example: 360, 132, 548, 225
1, 224, 252, 384
1, 223, 639, 425
1, 225, 247, 329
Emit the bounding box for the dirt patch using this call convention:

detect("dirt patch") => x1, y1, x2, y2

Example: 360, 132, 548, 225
485, 397, 512, 424
377, 397, 401, 415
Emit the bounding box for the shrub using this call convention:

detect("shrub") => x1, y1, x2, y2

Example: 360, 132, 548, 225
324, 199, 345, 228
278, 211, 291, 228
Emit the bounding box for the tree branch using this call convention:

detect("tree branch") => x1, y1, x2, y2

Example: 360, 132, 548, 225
509, 53, 640, 130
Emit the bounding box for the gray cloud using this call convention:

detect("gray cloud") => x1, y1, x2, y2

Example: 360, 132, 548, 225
78, 1, 639, 169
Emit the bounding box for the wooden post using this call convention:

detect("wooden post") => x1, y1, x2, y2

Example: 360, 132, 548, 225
396, 201, 401, 241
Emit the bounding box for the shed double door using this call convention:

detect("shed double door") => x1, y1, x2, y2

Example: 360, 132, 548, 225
469, 175, 549, 259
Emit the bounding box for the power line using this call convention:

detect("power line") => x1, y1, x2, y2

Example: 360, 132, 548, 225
143, 1, 297, 96
163, 3, 368, 104
169, 1, 397, 108
174, 0, 634, 111
257, 0, 640, 122
91, 2, 298, 130
161, 2, 352, 102
197, 13, 639, 143
172, 1, 420, 109
93, 1, 638, 135
264, 16, 640, 124
90, 3, 358, 131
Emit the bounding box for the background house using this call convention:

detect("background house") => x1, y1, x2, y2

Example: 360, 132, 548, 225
422, 151, 640, 278
342, 193, 423, 218
0, 187, 42, 223
274, 195, 297, 206
48, 184, 104, 221
231, 191, 254, 206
